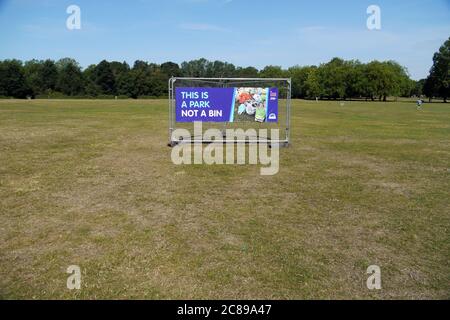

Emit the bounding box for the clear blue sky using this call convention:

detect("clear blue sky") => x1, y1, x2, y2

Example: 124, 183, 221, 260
0, 0, 449, 79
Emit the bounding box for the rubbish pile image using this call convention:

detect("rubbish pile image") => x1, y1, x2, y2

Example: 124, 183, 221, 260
234, 87, 268, 122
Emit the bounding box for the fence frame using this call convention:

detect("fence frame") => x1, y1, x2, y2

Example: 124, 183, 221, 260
168, 77, 291, 147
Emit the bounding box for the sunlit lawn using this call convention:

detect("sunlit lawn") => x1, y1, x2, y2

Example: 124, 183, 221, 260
0, 99, 448, 299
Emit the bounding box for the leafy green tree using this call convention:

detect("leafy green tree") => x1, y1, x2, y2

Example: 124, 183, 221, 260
95, 60, 116, 95
425, 37, 450, 102
126, 60, 167, 97
56, 58, 83, 96
2, 56, 420, 100
133, 60, 149, 71
116, 71, 133, 97
343, 60, 365, 99
124, 61, 152, 97
83, 64, 100, 97
148, 69, 167, 96
109, 61, 130, 78
236, 66, 259, 78
0, 59, 31, 98
41, 59, 58, 93
288, 66, 310, 98
56, 58, 79, 71
304, 67, 321, 99
161, 62, 181, 77
259, 65, 285, 78
318, 58, 347, 99
385, 60, 411, 99
206, 60, 236, 77
423, 75, 438, 101
23, 59, 58, 96
23, 60, 43, 95
133, 69, 152, 97
181, 58, 209, 77
413, 79, 425, 97
364, 61, 397, 101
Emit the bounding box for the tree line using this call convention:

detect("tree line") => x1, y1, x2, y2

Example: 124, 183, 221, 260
0, 37, 448, 101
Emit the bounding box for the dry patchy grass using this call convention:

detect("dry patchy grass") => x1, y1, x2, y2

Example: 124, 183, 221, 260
0, 99, 449, 299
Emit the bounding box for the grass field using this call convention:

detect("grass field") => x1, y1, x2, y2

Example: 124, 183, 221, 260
0, 99, 449, 299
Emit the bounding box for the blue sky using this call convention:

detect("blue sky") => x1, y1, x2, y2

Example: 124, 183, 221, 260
0, 0, 449, 79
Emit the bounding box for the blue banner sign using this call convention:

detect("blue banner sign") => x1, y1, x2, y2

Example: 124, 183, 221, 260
176, 87, 278, 123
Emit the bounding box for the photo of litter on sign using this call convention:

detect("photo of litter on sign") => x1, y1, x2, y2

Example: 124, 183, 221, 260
233, 87, 278, 123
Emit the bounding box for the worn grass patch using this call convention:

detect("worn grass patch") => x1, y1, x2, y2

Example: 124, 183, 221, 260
0, 99, 449, 299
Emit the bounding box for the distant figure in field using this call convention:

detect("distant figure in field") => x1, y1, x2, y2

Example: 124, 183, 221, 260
416, 99, 423, 110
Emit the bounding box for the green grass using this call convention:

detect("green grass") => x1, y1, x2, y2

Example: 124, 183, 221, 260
0, 99, 449, 299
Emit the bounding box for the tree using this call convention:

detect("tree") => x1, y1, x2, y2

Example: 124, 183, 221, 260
259, 65, 285, 78
384, 60, 411, 99
412, 79, 425, 97
344, 60, 365, 99
109, 61, 130, 78
364, 61, 399, 101
423, 75, 438, 102
83, 64, 100, 97
236, 66, 259, 78
123, 61, 152, 98
161, 62, 181, 77
304, 67, 321, 99
288, 66, 310, 98
116, 70, 133, 97
56, 57, 79, 70
40, 59, 58, 93
181, 58, 209, 77
2, 56, 419, 100
95, 60, 116, 95
206, 60, 236, 77
0, 60, 31, 98
23, 60, 43, 96
126, 60, 168, 97
23, 59, 58, 96
425, 37, 450, 102
56, 58, 83, 96
318, 58, 347, 99
148, 69, 167, 96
